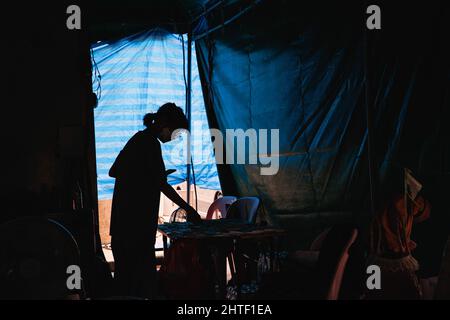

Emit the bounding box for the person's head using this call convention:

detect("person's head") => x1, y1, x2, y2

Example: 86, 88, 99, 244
143, 103, 188, 143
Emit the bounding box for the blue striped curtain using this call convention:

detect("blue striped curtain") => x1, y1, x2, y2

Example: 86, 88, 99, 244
92, 29, 220, 200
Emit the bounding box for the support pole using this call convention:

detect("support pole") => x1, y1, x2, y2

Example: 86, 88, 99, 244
186, 31, 193, 206
364, 25, 376, 216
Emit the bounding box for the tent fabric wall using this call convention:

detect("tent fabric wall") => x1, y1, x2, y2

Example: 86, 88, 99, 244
195, 0, 449, 229
92, 29, 220, 200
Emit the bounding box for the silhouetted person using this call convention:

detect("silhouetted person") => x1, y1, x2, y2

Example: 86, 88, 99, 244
108, 103, 201, 299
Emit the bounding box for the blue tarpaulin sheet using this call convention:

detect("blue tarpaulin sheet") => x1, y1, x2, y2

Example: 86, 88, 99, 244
92, 29, 220, 200
194, 1, 434, 219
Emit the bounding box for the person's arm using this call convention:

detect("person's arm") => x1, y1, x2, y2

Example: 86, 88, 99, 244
160, 182, 202, 223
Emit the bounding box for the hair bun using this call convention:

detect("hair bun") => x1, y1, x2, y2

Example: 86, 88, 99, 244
143, 113, 156, 128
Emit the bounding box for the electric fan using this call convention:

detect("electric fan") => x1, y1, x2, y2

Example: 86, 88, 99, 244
169, 207, 187, 223
0, 216, 81, 300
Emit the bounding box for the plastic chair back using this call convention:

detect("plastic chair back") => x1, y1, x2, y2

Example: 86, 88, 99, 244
225, 197, 260, 224
206, 196, 237, 220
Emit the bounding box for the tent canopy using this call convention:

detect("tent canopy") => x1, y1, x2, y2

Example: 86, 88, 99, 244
89, 0, 450, 244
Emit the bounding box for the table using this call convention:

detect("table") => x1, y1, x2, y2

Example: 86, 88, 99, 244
157, 219, 286, 299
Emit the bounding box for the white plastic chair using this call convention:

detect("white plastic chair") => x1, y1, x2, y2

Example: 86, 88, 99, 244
326, 229, 358, 300
206, 196, 238, 220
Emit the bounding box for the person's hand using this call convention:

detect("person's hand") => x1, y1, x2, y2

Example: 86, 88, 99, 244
186, 207, 202, 224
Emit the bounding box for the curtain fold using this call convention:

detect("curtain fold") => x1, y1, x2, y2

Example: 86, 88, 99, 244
195, 0, 449, 223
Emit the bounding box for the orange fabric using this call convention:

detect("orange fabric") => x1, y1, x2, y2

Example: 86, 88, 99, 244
159, 240, 215, 299
372, 194, 431, 258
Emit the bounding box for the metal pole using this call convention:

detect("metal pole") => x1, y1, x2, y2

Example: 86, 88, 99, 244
186, 31, 193, 206
191, 0, 226, 24
364, 25, 376, 216
193, 0, 263, 41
